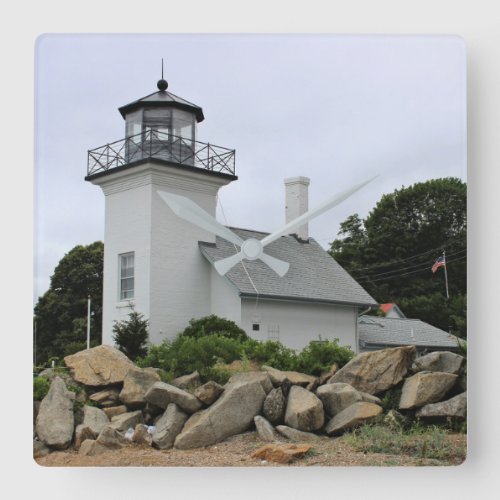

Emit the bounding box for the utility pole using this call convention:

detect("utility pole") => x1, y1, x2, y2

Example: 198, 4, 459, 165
443, 250, 450, 299
87, 295, 91, 349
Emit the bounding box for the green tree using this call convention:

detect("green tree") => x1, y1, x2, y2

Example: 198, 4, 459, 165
112, 307, 150, 361
329, 178, 466, 337
34, 241, 103, 365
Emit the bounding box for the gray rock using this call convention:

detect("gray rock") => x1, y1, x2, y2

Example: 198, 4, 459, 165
359, 392, 382, 405
284, 386, 324, 432
328, 346, 416, 394
132, 424, 153, 446
119, 367, 160, 407
35, 377, 75, 450
109, 410, 144, 432
174, 380, 266, 449
399, 371, 458, 409
263, 387, 287, 425
227, 371, 273, 394
96, 425, 130, 449
152, 404, 189, 450
33, 440, 51, 458
325, 402, 383, 435
145, 382, 203, 414
193, 381, 224, 405
254, 415, 281, 442
89, 388, 121, 408
275, 425, 320, 441
103, 405, 128, 419
412, 351, 465, 375
78, 439, 112, 456
74, 406, 109, 448
170, 371, 201, 390
64, 345, 136, 387
316, 383, 362, 417
416, 392, 467, 419
262, 366, 315, 387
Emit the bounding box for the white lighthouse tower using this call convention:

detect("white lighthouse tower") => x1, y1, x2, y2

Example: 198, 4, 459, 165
86, 75, 237, 345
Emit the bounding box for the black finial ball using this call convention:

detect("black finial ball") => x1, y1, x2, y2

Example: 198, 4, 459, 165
157, 79, 168, 91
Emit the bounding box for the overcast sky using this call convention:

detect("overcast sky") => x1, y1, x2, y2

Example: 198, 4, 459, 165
34, 34, 466, 302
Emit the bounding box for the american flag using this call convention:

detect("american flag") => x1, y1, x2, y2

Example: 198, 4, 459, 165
432, 255, 446, 273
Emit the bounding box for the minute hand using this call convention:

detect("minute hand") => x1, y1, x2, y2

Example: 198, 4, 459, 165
260, 175, 378, 247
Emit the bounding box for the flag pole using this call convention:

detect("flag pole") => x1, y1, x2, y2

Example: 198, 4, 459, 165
87, 295, 91, 349
443, 250, 449, 299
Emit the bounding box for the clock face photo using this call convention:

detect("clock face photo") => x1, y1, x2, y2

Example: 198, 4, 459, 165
33, 34, 467, 467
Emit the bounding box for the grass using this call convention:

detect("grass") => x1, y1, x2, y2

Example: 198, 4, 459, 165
344, 422, 466, 464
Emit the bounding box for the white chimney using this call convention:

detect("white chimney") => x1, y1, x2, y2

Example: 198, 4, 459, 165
284, 176, 310, 240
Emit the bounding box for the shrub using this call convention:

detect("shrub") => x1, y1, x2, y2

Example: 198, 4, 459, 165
242, 339, 297, 371
180, 315, 249, 342
294, 339, 355, 375
33, 376, 50, 400
137, 334, 244, 382
112, 307, 149, 361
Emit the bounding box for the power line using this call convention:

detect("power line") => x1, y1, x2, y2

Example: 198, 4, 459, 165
352, 249, 466, 281
356, 255, 466, 284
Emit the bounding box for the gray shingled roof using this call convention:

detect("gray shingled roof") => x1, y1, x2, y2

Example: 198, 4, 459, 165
358, 315, 461, 350
199, 227, 378, 307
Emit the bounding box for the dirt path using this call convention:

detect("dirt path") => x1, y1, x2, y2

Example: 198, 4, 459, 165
35, 432, 466, 467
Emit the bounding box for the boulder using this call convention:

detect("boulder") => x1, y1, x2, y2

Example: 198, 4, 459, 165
96, 425, 130, 449
416, 392, 467, 419
103, 405, 128, 419
74, 406, 109, 448
193, 381, 224, 405
275, 425, 320, 442
227, 371, 273, 394
316, 383, 362, 417
325, 402, 383, 435
145, 382, 203, 414
152, 404, 189, 450
284, 386, 324, 432
359, 392, 382, 405
318, 363, 339, 385
89, 388, 121, 407
263, 387, 287, 425
328, 346, 416, 395
35, 377, 75, 449
170, 371, 201, 390
412, 351, 465, 375
109, 410, 144, 432
251, 443, 312, 464
78, 439, 105, 456
33, 440, 50, 458
119, 367, 161, 407
174, 380, 266, 449
254, 415, 281, 442
132, 424, 153, 446
262, 366, 315, 387
399, 371, 458, 409
64, 345, 136, 387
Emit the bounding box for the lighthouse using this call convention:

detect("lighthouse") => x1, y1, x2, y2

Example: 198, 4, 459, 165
86, 75, 237, 345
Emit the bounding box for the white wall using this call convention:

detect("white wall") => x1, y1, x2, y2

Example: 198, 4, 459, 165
241, 297, 359, 352
90, 161, 234, 346
209, 269, 242, 323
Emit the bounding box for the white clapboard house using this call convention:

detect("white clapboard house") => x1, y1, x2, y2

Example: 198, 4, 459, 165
86, 78, 378, 352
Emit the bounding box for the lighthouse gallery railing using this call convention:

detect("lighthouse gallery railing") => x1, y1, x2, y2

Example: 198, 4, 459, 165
87, 130, 236, 177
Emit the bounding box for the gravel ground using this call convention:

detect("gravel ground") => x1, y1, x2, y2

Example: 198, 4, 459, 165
35, 431, 466, 467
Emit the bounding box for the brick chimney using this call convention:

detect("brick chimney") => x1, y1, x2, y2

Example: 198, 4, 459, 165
284, 176, 310, 240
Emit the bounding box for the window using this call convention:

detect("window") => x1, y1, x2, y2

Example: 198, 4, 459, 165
119, 252, 134, 300
252, 323, 260, 331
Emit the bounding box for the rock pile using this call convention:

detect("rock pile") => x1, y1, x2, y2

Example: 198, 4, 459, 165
33, 345, 467, 459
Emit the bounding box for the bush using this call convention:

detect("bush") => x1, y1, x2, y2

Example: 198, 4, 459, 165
137, 334, 244, 382
180, 315, 249, 342
242, 339, 297, 371
112, 307, 149, 361
294, 339, 355, 375
33, 376, 50, 400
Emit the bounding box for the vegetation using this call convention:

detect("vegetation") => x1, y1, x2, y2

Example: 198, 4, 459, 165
33, 376, 51, 401
329, 178, 466, 337
34, 241, 104, 366
137, 315, 354, 382
345, 421, 466, 464
112, 306, 150, 361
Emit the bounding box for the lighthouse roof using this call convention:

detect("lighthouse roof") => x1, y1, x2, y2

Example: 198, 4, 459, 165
118, 89, 205, 122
